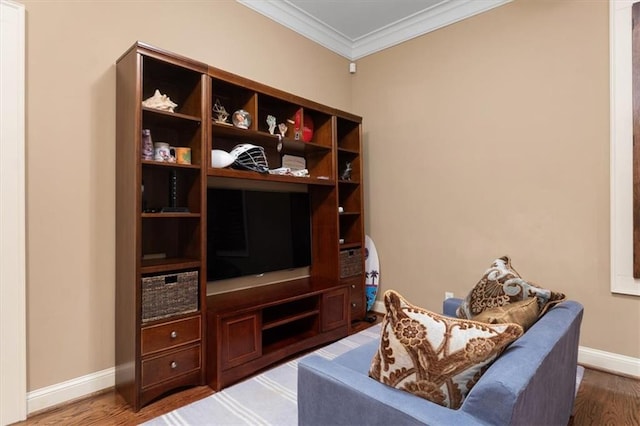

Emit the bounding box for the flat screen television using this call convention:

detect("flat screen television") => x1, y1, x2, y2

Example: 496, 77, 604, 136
206, 187, 311, 282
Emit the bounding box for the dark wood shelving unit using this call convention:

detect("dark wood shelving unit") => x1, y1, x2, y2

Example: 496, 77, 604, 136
116, 42, 208, 411
116, 41, 365, 409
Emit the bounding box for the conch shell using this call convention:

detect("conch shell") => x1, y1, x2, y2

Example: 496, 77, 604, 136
142, 89, 178, 112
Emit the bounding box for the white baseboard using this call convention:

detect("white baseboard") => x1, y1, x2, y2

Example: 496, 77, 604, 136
27, 367, 114, 414
24, 344, 640, 415
372, 300, 384, 313
578, 346, 640, 378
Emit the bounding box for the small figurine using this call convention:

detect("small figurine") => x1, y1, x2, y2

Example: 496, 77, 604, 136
266, 115, 277, 135
142, 89, 178, 112
213, 99, 230, 124
340, 162, 352, 181
278, 122, 288, 138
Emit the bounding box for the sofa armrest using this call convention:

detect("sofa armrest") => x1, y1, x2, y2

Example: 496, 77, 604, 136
298, 355, 484, 426
460, 300, 584, 425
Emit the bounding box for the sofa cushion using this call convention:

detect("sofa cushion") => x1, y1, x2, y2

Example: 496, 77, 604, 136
472, 297, 539, 331
456, 256, 565, 319
369, 290, 523, 409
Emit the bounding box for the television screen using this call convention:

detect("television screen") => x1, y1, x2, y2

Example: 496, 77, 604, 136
207, 188, 311, 282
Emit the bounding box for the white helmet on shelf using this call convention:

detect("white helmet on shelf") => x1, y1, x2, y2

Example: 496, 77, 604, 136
211, 149, 235, 168
229, 144, 269, 173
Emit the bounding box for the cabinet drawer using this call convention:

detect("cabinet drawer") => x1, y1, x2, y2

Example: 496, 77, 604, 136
141, 316, 201, 356
141, 344, 201, 389
350, 291, 365, 322
350, 284, 364, 303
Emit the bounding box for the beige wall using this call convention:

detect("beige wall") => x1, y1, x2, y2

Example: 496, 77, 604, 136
19, 0, 640, 392
355, 0, 640, 359
20, 0, 351, 391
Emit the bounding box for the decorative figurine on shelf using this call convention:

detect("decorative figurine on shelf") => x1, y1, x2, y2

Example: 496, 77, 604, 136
213, 99, 230, 125
142, 89, 178, 112
232, 109, 251, 129
266, 115, 277, 135
340, 162, 353, 181
278, 122, 288, 138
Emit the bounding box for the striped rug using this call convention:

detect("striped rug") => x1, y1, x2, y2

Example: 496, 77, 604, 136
143, 324, 382, 426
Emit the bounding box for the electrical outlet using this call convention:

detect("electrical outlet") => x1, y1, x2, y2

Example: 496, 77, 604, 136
445, 291, 454, 300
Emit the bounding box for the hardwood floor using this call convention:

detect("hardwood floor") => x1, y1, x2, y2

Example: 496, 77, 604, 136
571, 368, 640, 426
15, 385, 214, 425
15, 366, 639, 425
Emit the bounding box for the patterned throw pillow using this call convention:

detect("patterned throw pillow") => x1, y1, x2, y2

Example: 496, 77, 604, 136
456, 256, 566, 319
472, 297, 539, 331
369, 290, 523, 409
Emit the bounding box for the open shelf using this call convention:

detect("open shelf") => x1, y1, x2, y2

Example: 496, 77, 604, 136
211, 123, 331, 154
262, 310, 320, 331
141, 212, 200, 219
262, 328, 319, 355
207, 167, 335, 186
142, 160, 200, 170
143, 107, 201, 123
141, 257, 201, 274
339, 242, 361, 250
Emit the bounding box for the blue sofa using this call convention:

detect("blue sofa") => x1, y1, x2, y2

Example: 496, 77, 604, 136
298, 298, 583, 426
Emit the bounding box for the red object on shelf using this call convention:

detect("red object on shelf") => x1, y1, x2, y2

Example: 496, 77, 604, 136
295, 109, 314, 142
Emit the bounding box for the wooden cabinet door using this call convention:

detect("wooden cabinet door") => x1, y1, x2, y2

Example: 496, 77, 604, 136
321, 287, 348, 332
220, 312, 261, 370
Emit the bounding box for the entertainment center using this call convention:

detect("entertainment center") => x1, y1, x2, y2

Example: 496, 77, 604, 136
115, 42, 366, 410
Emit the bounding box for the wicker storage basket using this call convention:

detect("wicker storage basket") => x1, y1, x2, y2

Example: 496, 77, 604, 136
141, 270, 198, 323
340, 248, 363, 278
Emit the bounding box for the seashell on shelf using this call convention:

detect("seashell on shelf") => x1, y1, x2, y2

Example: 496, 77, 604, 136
142, 89, 178, 112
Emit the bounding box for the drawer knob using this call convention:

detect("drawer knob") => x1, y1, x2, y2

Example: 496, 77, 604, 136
352, 303, 357, 307
170, 331, 177, 339
351, 284, 356, 288
170, 361, 178, 369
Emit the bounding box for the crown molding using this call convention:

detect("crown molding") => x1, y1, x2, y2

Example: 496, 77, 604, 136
237, 0, 512, 60
351, 0, 512, 59
238, 0, 353, 59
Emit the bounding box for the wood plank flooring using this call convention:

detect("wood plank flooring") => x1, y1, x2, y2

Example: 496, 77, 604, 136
15, 385, 214, 425
572, 367, 640, 426
15, 366, 640, 425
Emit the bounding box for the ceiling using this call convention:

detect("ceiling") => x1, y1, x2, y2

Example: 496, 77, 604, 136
237, 0, 512, 60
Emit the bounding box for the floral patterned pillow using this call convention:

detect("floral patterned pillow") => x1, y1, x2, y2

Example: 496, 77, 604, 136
369, 290, 523, 409
456, 256, 566, 319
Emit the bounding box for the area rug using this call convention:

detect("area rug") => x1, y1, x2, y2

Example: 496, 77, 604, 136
143, 324, 585, 426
